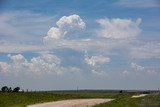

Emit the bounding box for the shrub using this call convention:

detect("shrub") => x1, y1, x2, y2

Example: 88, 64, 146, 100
13, 87, 20, 92
1, 86, 9, 92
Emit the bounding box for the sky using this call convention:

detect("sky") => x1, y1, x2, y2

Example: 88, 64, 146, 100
0, 0, 160, 91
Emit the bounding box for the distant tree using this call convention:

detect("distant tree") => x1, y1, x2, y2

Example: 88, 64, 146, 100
119, 90, 123, 93
13, 87, 20, 92
1, 86, 9, 92
142, 91, 150, 94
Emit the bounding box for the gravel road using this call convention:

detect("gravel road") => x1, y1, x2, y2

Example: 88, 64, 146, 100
27, 99, 113, 107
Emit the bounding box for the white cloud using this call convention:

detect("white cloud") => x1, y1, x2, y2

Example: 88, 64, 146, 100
43, 15, 142, 59
0, 37, 130, 54
85, 55, 110, 66
0, 11, 54, 42
130, 42, 160, 59
47, 27, 61, 39
130, 62, 159, 76
56, 14, 85, 30
147, 70, 157, 75
0, 54, 80, 75
84, 51, 110, 76
0, 11, 55, 53
44, 14, 85, 40
0, 54, 29, 73
115, 0, 160, 8
0, 41, 44, 53
28, 54, 63, 75
96, 18, 141, 39
8, 54, 27, 64
122, 70, 129, 75
44, 35, 133, 56
131, 63, 144, 71
91, 69, 108, 77
0, 62, 9, 73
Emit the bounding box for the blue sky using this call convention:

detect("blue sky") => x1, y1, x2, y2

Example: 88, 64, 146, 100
0, 0, 160, 90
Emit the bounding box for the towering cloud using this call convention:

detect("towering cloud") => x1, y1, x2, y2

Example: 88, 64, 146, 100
44, 14, 86, 40
96, 18, 141, 39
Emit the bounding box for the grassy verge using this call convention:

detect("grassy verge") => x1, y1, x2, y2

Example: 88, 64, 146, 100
94, 93, 160, 107
0, 91, 159, 107
0, 92, 82, 107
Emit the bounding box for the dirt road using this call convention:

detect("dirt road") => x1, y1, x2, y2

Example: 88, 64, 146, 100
131, 94, 148, 98
27, 99, 113, 107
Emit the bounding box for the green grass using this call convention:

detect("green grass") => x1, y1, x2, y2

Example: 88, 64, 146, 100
0, 92, 83, 107
0, 91, 159, 107
0, 91, 124, 107
94, 93, 160, 107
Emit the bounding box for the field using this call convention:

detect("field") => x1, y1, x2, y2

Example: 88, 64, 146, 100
0, 91, 160, 107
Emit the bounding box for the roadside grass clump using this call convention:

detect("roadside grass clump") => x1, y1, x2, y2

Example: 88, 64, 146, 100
94, 92, 138, 107
138, 94, 160, 107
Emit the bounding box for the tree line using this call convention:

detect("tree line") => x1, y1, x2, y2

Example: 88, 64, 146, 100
1, 86, 20, 92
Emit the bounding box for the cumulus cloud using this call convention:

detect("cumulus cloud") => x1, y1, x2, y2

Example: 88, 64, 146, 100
131, 63, 144, 71
44, 14, 86, 40
29, 54, 62, 74
96, 18, 141, 39
0, 54, 29, 73
0, 62, 9, 73
122, 70, 129, 75
85, 55, 110, 66
43, 15, 141, 55
84, 51, 110, 76
8, 54, 27, 64
0, 54, 80, 75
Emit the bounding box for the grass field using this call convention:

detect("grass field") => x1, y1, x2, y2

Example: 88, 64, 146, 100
0, 91, 160, 107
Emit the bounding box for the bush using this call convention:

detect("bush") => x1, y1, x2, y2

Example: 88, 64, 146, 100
13, 87, 20, 92
1, 86, 9, 92
119, 90, 123, 93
